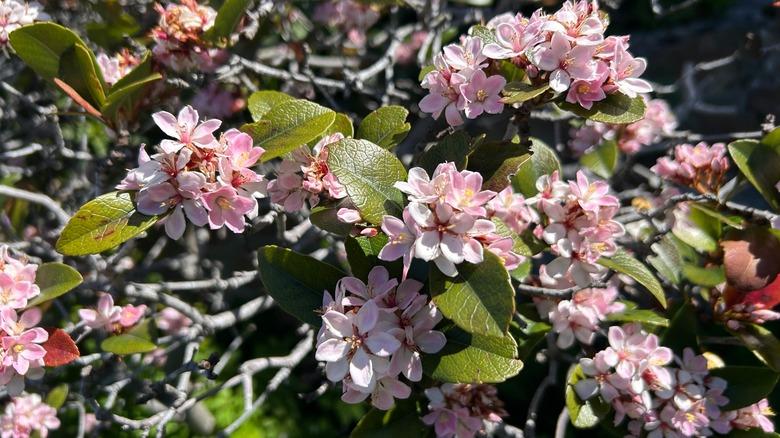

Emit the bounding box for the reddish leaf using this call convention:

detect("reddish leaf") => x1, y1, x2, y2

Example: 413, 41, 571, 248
42, 328, 80, 367
741, 275, 780, 309
721, 228, 780, 292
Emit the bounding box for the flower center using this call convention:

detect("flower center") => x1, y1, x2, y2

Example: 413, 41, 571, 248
577, 83, 590, 94
216, 197, 232, 209
476, 89, 488, 102
13, 344, 23, 353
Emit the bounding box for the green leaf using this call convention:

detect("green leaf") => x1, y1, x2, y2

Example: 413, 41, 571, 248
258, 246, 345, 326
101, 319, 157, 355
580, 140, 618, 179
762, 127, 780, 150
326, 138, 407, 224
501, 82, 550, 104
417, 131, 478, 175
247, 90, 294, 121
689, 202, 745, 229
513, 312, 551, 360
56, 191, 160, 256
59, 42, 107, 108
672, 206, 721, 253
513, 138, 562, 197
345, 234, 402, 281
418, 65, 435, 82
605, 309, 669, 327
598, 248, 667, 308
661, 303, 698, 355
29, 262, 83, 307
309, 201, 355, 236
423, 325, 523, 383
206, 0, 251, 42
101, 73, 162, 123
468, 25, 497, 45
242, 99, 336, 161
467, 140, 531, 192
430, 252, 515, 338
86, 0, 141, 49
45, 384, 69, 410
9, 22, 83, 79
329, 113, 354, 138
356, 106, 410, 149
648, 235, 682, 285
729, 324, 780, 372
709, 366, 779, 410
728, 139, 780, 210
566, 364, 611, 429
351, 399, 430, 438
557, 93, 646, 124
729, 430, 780, 438
682, 264, 725, 287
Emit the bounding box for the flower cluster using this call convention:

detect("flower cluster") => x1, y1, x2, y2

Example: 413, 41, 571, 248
96, 49, 140, 86
78, 293, 145, 333
150, 0, 225, 72
315, 266, 446, 410
422, 383, 506, 438
530, 170, 625, 288
0, 246, 48, 395
0, 393, 59, 438
536, 284, 625, 349
419, 0, 652, 127
378, 163, 529, 278
419, 36, 506, 126
569, 96, 677, 155
0, 0, 44, 47
651, 142, 730, 194
714, 279, 780, 330
313, 0, 380, 49
575, 324, 774, 437
117, 105, 267, 239
191, 83, 245, 119
267, 133, 346, 212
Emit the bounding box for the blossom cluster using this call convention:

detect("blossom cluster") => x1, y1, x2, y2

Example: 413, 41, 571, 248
651, 142, 730, 194
530, 170, 625, 288
0, 393, 59, 438
118, 105, 267, 239
78, 293, 145, 333
714, 280, 780, 330
0, 246, 48, 395
422, 383, 506, 438
419, 0, 652, 127
535, 284, 625, 349
569, 96, 677, 155
315, 266, 446, 410
313, 0, 380, 49
575, 324, 774, 437
150, 0, 225, 72
0, 0, 44, 47
378, 163, 531, 278
96, 49, 140, 86
267, 133, 346, 212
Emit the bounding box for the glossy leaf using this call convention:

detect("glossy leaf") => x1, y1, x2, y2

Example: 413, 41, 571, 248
243, 99, 336, 161
566, 364, 611, 429
721, 227, 780, 291
258, 246, 345, 326
430, 252, 515, 338
247, 90, 294, 121
467, 140, 531, 192
423, 325, 523, 383
417, 131, 477, 175
327, 139, 407, 224
648, 236, 682, 285
42, 328, 80, 367
501, 82, 550, 104
56, 191, 160, 256
101, 319, 157, 355
29, 262, 83, 307
709, 366, 779, 410
558, 93, 646, 124
207, 0, 251, 42
101, 73, 162, 123
661, 303, 698, 355
580, 140, 618, 179
356, 106, 410, 149
728, 139, 780, 210
344, 234, 402, 281
351, 399, 430, 438
606, 309, 669, 327
729, 324, 780, 372
309, 201, 355, 236
598, 248, 667, 308
682, 264, 725, 287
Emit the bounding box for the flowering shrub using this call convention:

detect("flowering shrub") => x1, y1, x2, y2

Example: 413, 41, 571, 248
2, 0, 780, 436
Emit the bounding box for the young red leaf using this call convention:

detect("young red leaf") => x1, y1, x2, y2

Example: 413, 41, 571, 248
721, 228, 780, 291
42, 328, 80, 367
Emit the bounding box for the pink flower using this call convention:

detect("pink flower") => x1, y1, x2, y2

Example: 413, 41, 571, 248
565, 61, 609, 109
530, 31, 596, 92
387, 297, 445, 381
0, 272, 38, 310
486, 186, 538, 234
0, 308, 41, 337
606, 39, 653, 98
342, 375, 411, 410
419, 62, 468, 127
78, 293, 121, 331
445, 169, 496, 216
458, 70, 506, 119
119, 304, 146, 328
378, 210, 418, 279
0, 1, 43, 47
0, 393, 60, 438
152, 106, 221, 153
651, 142, 729, 194
482, 15, 545, 60
338, 266, 398, 308
156, 307, 193, 334
422, 384, 506, 438
1, 328, 48, 375
442, 36, 487, 71
202, 185, 255, 233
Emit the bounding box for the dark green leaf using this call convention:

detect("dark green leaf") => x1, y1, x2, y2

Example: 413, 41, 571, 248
682, 264, 725, 287
566, 364, 611, 428
101, 319, 157, 355
605, 309, 669, 327
501, 82, 550, 104
467, 140, 531, 192
258, 246, 345, 326
101, 73, 162, 123
423, 325, 523, 383
729, 324, 780, 372
10, 22, 83, 78
557, 93, 646, 124
345, 234, 402, 281
207, 0, 251, 42
357, 106, 410, 149
56, 191, 160, 256
598, 248, 667, 308
309, 200, 355, 236
417, 131, 478, 175
709, 366, 779, 410
326, 138, 407, 224
580, 140, 618, 179
29, 262, 83, 307
662, 303, 698, 355
513, 138, 562, 197
351, 398, 430, 438
430, 252, 515, 337
728, 139, 780, 210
